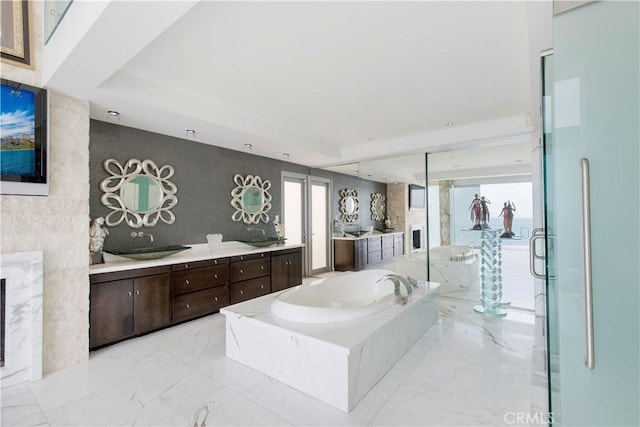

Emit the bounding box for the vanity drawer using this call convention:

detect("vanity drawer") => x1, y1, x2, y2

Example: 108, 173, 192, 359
172, 286, 229, 323
382, 247, 394, 260
230, 277, 271, 304
382, 235, 395, 249
367, 237, 382, 252
368, 250, 382, 265
172, 264, 229, 296
230, 252, 269, 262
231, 258, 270, 282
171, 257, 229, 271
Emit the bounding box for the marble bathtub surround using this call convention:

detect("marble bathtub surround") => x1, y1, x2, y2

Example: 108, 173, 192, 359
0, 251, 44, 388
221, 280, 440, 412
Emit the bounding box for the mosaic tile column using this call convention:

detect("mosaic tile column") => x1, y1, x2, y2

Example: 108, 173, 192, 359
474, 229, 507, 317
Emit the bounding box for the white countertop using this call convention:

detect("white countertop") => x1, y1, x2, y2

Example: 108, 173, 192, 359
90, 241, 305, 275
332, 230, 404, 241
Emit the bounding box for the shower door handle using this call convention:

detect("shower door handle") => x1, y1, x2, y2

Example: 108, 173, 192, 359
529, 228, 547, 279
580, 158, 595, 370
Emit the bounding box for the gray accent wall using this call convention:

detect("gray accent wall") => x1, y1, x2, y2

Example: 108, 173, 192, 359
90, 120, 387, 251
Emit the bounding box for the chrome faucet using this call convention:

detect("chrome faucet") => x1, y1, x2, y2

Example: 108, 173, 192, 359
246, 226, 265, 236
375, 273, 418, 305
131, 231, 154, 243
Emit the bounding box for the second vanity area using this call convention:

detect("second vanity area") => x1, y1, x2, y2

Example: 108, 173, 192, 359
89, 242, 303, 349
333, 231, 404, 271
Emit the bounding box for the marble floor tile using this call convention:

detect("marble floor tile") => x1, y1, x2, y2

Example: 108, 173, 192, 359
1, 276, 545, 427
0, 383, 49, 427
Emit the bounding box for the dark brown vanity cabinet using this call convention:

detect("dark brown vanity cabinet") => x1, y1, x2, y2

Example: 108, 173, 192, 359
230, 252, 271, 304
334, 233, 404, 272
271, 248, 303, 292
90, 247, 304, 349
171, 258, 230, 323
89, 266, 171, 349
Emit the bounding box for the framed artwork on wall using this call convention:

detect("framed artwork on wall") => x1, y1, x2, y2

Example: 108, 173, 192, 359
1, 0, 31, 67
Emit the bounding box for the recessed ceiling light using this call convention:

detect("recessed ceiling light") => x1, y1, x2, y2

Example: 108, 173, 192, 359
382, 178, 387, 182
452, 164, 461, 168
367, 174, 373, 179
446, 122, 455, 127
368, 137, 376, 141
186, 129, 196, 138
515, 159, 523, 163
244, 143, 253, 151
107, 110, 120, 120
282, 153, 290, 160
353, 170, 359, 175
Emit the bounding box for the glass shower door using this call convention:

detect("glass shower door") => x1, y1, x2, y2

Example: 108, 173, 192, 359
544, 2, 639, 425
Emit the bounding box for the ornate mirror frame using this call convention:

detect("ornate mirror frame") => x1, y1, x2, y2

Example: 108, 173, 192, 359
339, 189, 359, 222
231, 174, 272, 224
100, 158, 178, 228
370, 193, 386, 221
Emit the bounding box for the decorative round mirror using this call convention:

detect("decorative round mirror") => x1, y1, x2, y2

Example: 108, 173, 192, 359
100, 158, 178, 228
121, 175, 163, 213
370, 193, 386, 221
242, 187, 265, 214
231, 174, 272, 224
339, 189, 359, 221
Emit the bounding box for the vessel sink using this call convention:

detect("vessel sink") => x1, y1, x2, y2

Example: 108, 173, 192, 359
105, 245, 191, 260
345, 230, 369, 237
239, 237, 286, 248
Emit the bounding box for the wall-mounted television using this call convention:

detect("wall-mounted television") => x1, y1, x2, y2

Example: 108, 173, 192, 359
409, 183, 425, 210
0, 78, 49, 196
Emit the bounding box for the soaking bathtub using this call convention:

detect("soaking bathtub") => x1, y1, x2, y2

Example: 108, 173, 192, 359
221, 270, 439, 412
270, 269, 408, 323
429, 244, 480, 289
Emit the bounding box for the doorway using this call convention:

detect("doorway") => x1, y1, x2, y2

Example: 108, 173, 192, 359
282, 172, 332, 277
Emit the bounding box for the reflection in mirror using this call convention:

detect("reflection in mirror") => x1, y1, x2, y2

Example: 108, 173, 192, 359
339, 189, 359, 221
121, 175, 163, 213
242, 187, 265, 214
231, 174, 272, 224
370, 193, 386, 221
100, 158, 178, 228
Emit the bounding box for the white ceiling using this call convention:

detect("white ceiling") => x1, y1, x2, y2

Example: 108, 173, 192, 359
43, 1, 549, 179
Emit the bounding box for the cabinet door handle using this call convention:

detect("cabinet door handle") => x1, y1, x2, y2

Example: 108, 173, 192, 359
213, 273, 218, 279
240, 290, 244, 295
240, 256, 244, 260
260, 265, 264, 270
185, 279, 190, 285
261, 253, 265, 257
213, 259, 218, 264
214, 296, 218, 302
185, 264, 189, 269
127, 291, 132, 297
260, 285, 264, 289
136, 290, 140, 296
240, 269, 244, 274
186, 304, 191, 309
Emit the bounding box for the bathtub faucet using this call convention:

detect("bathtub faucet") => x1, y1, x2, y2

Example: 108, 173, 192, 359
375, 273, 417, 305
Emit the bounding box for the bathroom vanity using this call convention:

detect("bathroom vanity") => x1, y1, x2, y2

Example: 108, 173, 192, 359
88, 242, 303, 349
333, 232, 404, 271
